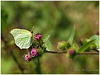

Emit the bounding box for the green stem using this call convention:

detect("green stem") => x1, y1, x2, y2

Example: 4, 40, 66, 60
34, 57, 42, 74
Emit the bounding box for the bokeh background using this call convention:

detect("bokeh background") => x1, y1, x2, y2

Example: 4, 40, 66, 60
1, 1, 99, 74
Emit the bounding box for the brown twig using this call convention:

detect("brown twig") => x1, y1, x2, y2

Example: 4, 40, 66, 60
93, 49, 99, 52
45, 50, 67, 54
1, 36, 24, 73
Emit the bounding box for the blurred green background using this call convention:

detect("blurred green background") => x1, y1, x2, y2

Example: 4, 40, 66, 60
1, 1, 99, 74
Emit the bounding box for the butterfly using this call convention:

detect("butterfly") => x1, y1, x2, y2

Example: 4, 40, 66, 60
10, 29, 33, 49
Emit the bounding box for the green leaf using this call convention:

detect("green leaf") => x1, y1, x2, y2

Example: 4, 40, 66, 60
43, 35, 52, 51
32, 27, 41, 36
78, 40, 95, 53
89, 35, 99, 47
10, 29, 32, 49
68, 27, 75, 44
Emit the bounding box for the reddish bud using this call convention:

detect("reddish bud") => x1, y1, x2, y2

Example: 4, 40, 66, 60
35, 33, 42, 41
24, 54, 30, 61
30, 48, 37, 57
69, 49, 74, 54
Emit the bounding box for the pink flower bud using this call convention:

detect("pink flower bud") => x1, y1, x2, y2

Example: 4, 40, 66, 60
24, 54, 30, 61
35, 33, 42, 41
69, 49, 74, 54
30, 48, 37, 57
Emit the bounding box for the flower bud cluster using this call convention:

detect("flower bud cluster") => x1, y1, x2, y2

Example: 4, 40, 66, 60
24, 33, 44, 61
24, 48, 38, 61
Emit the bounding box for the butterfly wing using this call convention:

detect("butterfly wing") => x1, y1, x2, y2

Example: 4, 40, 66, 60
10, 29, 32, 49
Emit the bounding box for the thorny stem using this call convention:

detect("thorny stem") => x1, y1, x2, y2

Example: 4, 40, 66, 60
45, 50, 99, 55
34, 57, 42, 74
37, 58, 42, 74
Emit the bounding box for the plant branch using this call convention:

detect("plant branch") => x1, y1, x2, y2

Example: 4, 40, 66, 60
34, 58, 42, 74
1, 36, 24, 73
93, 49, 99, 52
45, 50, 67, 54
